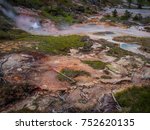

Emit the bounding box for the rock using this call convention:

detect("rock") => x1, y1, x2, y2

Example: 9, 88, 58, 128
91, 42, 102, 49
141, 67, 150, 80
106, 64, 128, 75
17, 68, 22, 72
69, 49, 79, 56
94, 93, 119, 113
100, 77, 131, 84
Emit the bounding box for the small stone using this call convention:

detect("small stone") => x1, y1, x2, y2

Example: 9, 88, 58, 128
17, 68, 23, 72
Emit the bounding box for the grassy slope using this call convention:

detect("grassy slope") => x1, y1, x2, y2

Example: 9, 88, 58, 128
115, 86, 150, 113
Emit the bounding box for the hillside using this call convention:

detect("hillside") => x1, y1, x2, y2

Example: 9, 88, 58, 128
0, 0, 150, 113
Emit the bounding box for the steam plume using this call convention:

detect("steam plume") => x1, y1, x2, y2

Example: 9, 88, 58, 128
0, 0, 17, 20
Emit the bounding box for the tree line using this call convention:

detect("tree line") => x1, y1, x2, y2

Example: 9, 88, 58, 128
127, 0, 150, 8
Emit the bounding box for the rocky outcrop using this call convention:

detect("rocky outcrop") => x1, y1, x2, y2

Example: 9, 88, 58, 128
94, 93, 121, 113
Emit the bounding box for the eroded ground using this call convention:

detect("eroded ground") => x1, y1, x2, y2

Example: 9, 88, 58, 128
0, 7, 150, 113
0, 35, 150, 113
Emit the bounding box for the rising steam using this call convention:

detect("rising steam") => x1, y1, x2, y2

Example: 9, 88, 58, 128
0, 0, 41, 30
0, 0, 17, 20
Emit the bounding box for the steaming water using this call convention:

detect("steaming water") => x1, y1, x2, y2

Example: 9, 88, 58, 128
32, 22, 41, 29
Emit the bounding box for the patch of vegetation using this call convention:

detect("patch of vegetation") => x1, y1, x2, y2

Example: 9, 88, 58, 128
8, 0, 43, 9
0, 83, 37, 111
112, 9, 118, 17
98, 0, 122, 6
82, 60, 107, 70
25, 35, 87, 55
93, 31, 114, 35
0, 29, 29, 41
144, 26, 150, 32
133, 14, 150, 24
0, 14, 30, 41
57, 69, 90, 83
0, 14, 86, 54
10, 108, 41, 113
115, 86, 150, 113
96, 39, 134, 58
41, 6, 77, 25
101, 9, 132, 24
0, 15, 12, 31
101, 9, 150, 26
133, 14, 143, 21
120, 10, 132, 20
113, 36, 150, 53
107, 46, 133, 58
0, 23, 88, 55
8, 0, 98, 24
141, 17, 150, 24
101, 75, 112, 79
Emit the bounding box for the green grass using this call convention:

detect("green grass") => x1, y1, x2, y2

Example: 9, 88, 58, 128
0, 29, 30, 41
57, 69, 90, 83
115, 86, 150, 113
82, 60, 107, 70
49, 15, 75, 24
0, 29, 87, 55
26, 35, 87, 55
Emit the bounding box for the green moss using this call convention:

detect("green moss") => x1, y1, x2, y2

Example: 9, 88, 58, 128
115, 86, 150, 113
57, 69, 90, 83
82, 60, 106, 70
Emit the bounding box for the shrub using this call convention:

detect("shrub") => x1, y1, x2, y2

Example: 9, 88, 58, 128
112, 9, 118, 17
133, 14, 143, 21
121, 10, 132, 20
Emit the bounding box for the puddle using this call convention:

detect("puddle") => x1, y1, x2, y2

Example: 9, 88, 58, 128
120, 43, 141, 53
